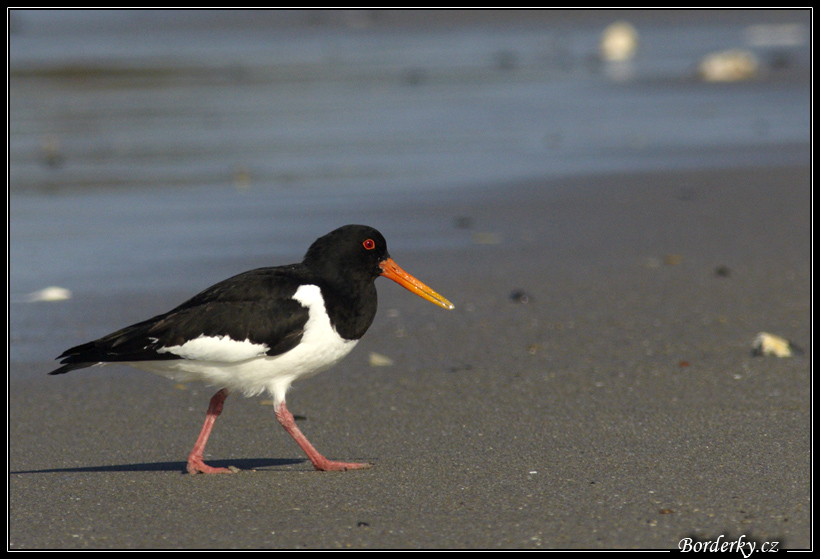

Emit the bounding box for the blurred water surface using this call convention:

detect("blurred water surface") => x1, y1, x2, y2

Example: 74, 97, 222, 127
10, 10, 810, 195
8, 10, 811, 365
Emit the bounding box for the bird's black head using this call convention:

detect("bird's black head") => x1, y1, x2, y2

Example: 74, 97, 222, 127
304, 224, 455, 311
303, 224, 389, 284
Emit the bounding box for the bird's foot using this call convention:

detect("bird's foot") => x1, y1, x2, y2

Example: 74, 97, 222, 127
186, 457, 237, 475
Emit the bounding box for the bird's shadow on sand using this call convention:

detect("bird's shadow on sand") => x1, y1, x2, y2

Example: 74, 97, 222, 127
10, 457, 307, 475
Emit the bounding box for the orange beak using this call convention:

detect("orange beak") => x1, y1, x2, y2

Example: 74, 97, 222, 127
379, 258, 454, 310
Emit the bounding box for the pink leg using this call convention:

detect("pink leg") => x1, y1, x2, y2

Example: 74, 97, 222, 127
187, 389, 234, 474
274, 401, 371, 471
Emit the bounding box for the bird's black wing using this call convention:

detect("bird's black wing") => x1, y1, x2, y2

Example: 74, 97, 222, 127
49, 266, 312, 375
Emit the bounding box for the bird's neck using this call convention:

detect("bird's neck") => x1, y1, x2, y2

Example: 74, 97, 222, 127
320, 279, 378, 341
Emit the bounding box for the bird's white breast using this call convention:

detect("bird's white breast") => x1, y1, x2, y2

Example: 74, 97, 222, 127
131, 284, 358, 404
156, 335, 269, 362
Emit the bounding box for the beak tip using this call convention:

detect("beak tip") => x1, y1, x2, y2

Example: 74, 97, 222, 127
379, 258, 455, 311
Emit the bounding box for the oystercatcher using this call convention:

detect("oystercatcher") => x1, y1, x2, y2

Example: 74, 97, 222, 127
49, 225, 454, 474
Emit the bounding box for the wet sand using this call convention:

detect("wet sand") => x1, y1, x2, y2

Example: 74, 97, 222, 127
9, 163, 810, 549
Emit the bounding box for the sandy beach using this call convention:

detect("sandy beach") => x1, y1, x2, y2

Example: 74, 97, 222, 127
9, 162, 810, 549
9, 8, 811, 550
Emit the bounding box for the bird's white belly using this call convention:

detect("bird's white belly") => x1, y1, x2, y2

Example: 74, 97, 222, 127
128, 284, 358, 404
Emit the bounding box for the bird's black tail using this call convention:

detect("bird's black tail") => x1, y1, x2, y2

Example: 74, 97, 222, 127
49, 341, 100, 375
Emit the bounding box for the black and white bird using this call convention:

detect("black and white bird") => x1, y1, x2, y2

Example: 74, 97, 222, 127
50, 225, 454, 474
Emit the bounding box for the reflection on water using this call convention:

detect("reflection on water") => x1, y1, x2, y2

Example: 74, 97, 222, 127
8, 10, 812, 367
10, 10, 810, 195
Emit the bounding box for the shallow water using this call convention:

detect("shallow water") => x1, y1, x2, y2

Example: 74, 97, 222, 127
8, 10, 811, 367
10, 10, 810, 195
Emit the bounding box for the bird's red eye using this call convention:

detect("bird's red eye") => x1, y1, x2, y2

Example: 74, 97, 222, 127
363, 239, 376, 250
